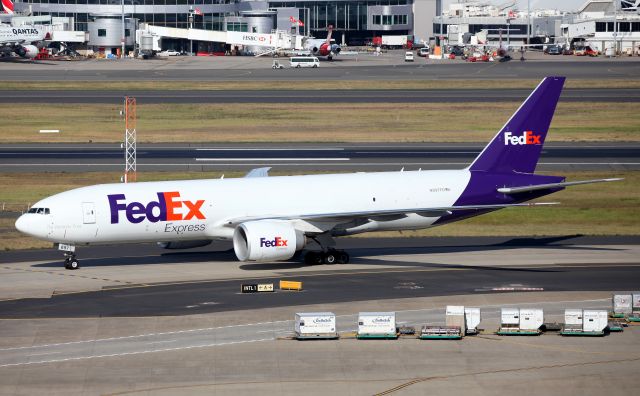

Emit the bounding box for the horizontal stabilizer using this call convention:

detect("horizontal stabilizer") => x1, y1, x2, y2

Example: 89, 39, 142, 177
497, 178, 623, 194
244, 167, 271, 178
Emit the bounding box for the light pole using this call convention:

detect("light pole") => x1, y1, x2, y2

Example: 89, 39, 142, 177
527, 0, 530, 48
189, 7, 194, 56
439, 1, 444, 59
121, 0, 125, 58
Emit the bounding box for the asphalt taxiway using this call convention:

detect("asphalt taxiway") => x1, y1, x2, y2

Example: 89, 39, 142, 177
1, 87, 638, 104
1, 142, 638, 172
1, 236, 638, 395
0, 236, 638, 316
1, 56, 640, 81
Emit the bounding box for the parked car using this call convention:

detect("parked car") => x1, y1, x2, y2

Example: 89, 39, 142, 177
448, 45, 465, 56
545, 45, 561, 55
417, 47, 430, 57
404, 51, 414, 62
158, 50, 181, 57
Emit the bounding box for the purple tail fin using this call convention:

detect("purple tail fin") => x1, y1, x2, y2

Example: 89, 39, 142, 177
469, 76, 565, 174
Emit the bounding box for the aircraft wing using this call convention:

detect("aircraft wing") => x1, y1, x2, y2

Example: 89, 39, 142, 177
497, 178, 622, 194
244, 167, 271, 178
223, 202, 558, 226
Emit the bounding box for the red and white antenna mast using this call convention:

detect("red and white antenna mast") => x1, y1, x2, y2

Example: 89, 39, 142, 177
123, 96, 137, 183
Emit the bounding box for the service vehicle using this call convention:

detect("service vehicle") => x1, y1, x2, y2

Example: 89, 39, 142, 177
404, 51, 414, 62
290, 56, 319, 68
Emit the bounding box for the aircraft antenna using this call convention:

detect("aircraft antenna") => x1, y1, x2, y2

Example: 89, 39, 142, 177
124, 96, 137, 183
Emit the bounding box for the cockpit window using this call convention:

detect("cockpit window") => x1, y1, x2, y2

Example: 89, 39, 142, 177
27, 208, 50, 215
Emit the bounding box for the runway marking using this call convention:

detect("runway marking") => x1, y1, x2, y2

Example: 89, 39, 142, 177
0, 338, 275, 368
373, 357, 640, 396
0, 321, 291, 351
194, 158, 351, 162
1, 162, 638, 167
195, 148, 344, 151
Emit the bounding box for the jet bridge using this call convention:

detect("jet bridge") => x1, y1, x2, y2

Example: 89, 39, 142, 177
140, 24, 301, 54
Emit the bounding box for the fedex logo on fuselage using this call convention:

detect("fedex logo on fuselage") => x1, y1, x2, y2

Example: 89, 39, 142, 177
108, 192, 205, 224
260, 237, 288, 248
504, 131, 542, 146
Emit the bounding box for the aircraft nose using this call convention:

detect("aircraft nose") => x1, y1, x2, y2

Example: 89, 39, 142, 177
15, 214, 40, 238
15, 214, 28, 234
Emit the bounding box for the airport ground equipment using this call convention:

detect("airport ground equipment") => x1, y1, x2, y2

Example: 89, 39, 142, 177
280, 280, 302, 291
445, 305, 466, 334
608, 319, 626, 332
418, 306, 467, 339
295, 312, 338, 340
464, 307, 481, 335
629, 293, 640, 322
612, 294, 632, 318
357, 312, 397, 339
497, 308, 543, 335
561, 309, 609, 336
419, 326, 463, 340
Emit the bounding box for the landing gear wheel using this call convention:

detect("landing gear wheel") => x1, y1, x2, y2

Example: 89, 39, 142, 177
304, 251, 323, 265
338, 252, 350, 264
64, 256, 80, 270
323, 252, 337, 264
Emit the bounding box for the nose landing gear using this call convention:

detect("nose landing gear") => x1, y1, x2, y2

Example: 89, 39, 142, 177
64, 253, 80, 270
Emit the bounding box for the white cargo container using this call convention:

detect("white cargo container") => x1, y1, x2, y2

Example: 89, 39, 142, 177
613, 294, 633, 315
501, 308, 520, 327
295, 312, 337, 339
564, 309, 584, 326
464, 308, 481, 334
583, 310, 608, 333
445, 305, 466, 333
519, 308, 544, 330
633, 293, 640, 312
357, 312, 396, 338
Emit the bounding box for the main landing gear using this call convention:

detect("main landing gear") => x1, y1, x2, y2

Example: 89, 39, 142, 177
64, 253, 80, 270
304, 249, 350, 265
302, 234, 350, 265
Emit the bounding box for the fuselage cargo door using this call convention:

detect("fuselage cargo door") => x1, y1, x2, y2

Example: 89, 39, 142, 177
82, 202, 96, 224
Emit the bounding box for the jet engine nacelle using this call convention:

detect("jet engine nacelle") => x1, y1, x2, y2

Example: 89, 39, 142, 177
233, 220, 305, 262
157, 240, 212, 250
16, 45, 38, 58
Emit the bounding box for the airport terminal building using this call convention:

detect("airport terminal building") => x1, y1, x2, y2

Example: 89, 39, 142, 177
14, 0, 440, 48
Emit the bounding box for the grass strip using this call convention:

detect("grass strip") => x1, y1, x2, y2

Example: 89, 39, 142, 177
1, 102, 638, 143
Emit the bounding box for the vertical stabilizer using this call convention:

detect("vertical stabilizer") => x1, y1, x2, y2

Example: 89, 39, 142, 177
469, 76, 565, 174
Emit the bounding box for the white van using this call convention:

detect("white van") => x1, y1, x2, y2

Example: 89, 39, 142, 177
290, 56, 320, 68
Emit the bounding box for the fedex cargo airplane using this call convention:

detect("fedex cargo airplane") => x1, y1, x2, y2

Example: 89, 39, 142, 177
15, 77, 620, 269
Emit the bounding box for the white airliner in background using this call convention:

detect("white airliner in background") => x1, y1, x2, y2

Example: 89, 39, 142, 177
0, 24, 47, 58
15, 77, 620, 269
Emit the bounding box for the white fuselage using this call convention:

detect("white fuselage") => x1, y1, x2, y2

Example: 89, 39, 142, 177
17, 169, 470, 246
